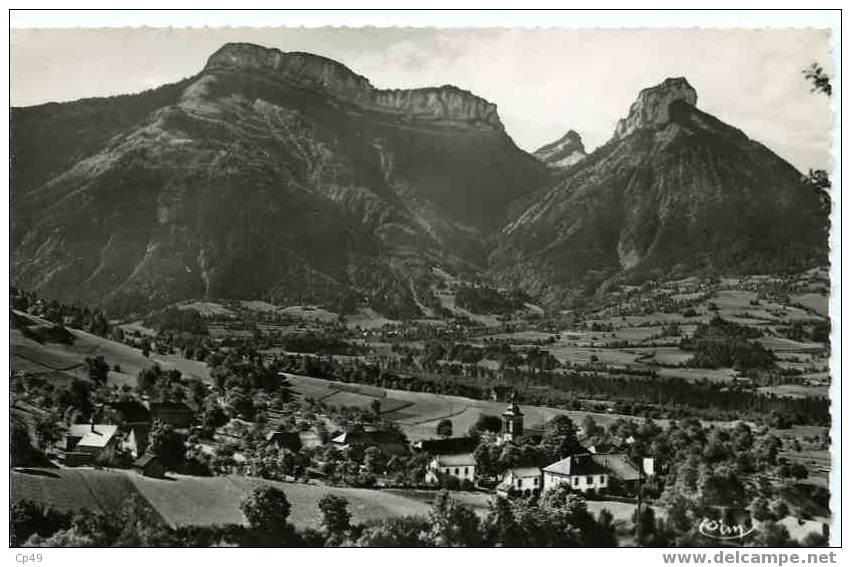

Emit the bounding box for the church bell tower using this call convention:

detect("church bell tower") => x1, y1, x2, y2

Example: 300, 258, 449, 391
500, 390, 524, 444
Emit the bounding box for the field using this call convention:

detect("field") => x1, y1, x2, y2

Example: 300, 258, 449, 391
12, 466, 651, 533
10, 467, 480, 529
285, 373, 672, 442
12, 311, 211, 387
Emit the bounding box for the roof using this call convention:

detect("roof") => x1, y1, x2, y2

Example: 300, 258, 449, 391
147, 401, 193, 413
592, 453, 640, 481
543, 454, 609, 477
414, 437, 478, 455
133, 453, 160, 467
776, 517, 827, 542
331, 430, 409, 455
106, 400, 151, 423
298, 431, 323, 448
265, 430, 302, 450
68, 424, 119, 448
434, 453, 476, 467
506, 466, 541, 478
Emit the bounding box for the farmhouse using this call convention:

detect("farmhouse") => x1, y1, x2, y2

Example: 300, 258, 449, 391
417, 437, 479, 485
542, 452, 650, 495
497, 466, 542, 497
425, 453, 477, 485
60, 423, 119, 464
543, 454, 610, 493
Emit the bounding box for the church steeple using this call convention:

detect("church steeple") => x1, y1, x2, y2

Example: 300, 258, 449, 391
500, 389, 524, 444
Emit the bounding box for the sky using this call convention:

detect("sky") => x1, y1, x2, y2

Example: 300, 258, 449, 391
10, 26, 833, 171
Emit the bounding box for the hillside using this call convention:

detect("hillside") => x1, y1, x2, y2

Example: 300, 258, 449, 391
491, 77, 829, 305
11, 42, 547, 317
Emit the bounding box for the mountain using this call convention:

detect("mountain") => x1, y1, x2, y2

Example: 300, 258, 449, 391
533, 129, 586, 168
491, 77, 829, 305
11, 43, 548, 316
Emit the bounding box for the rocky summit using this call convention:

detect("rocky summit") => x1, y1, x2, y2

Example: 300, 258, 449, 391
11, 43, 547, 316
10, 46, 828, 316
490, 77, 828, 305
533, 130, 587, 168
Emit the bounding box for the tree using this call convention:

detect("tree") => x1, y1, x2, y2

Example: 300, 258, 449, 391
85, 355, 110, 384
240, 486, 292, 538
356, 516, 430, 547
483, 496, 524, 547
318, 494, 352, 539
363, 446, 387, 475
427, 490, 482, 547
437, 419, 453, 438
541, 415, 581, 461
11, 420, 35, 466
147, 420, 186, 471
804, 62, 832, 96
470, 414, 502, 435
11, 500, 71, 546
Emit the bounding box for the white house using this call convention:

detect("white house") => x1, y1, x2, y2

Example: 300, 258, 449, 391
542, 454, 610, 493
425, 453, 477, 485
62, 423, 120, 463
497, 466, 542, 497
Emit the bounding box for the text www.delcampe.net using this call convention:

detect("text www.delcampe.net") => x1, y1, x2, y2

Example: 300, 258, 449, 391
661, 551, 837, 566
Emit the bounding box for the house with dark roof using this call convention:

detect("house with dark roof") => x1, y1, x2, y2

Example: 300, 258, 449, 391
145, 401, 194, 428
106, 400, 151, 425
330, 430, 409, 457
132, 453, 165, 478
265, 429, 302, 452
543, 452, 651, 495
413, 436, 478, 455
543, 453, 611, 493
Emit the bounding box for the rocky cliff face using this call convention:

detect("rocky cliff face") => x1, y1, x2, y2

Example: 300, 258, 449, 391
533, 129, 586, 168
11, 43, 547, 315
205, 43, 503, 129
613, 77, 697, 140
491, 77, 828, 304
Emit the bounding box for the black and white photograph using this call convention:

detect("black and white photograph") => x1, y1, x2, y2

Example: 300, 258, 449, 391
7, 9, 842, 553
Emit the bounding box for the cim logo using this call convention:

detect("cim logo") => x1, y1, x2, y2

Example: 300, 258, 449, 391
698, 517, 756, 541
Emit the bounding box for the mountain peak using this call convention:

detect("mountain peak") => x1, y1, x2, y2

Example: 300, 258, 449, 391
533, 129, 586, 168
204, 42, 503, 129
613, 77, 698, 140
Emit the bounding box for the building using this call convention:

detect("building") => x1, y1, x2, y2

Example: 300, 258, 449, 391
417, 437, 478, 486
542, 452, 651, 495
61, 423, 119, 464
543, 454, 610, 493
497, 466, 542, 497
146, 401, 194, 428
330, 430, 409, 457
265, 429, 303, 452
500, 392, 524, 444
122, 424, 150, 458
425, 453, 477, 485
132, 453, 165, 478
413, 437, 478, 455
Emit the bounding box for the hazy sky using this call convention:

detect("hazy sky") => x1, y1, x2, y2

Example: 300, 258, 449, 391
11, 27, 833, 170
